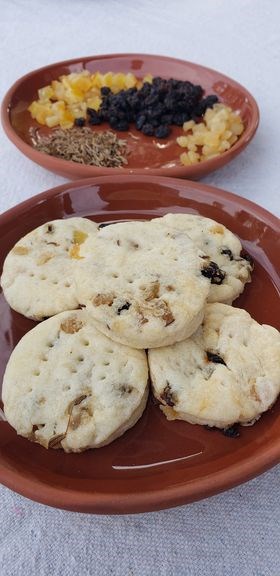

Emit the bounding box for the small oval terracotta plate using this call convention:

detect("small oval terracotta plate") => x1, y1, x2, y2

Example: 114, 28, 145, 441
0, 175, 279, 514
1, 53, 259, 180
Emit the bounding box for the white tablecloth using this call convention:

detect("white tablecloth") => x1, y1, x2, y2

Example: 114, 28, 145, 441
0, 1, 279, 574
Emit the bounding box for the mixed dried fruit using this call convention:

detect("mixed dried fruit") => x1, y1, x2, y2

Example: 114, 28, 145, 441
28, 70, 245, 166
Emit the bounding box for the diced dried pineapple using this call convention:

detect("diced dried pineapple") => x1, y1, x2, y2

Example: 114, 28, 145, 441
178, 102, 245, 166
86, 95, 102, 111
38, 86, 54, 102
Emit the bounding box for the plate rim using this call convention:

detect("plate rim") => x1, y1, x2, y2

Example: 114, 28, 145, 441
1, 52, 260, 178
0, 174, 279, 514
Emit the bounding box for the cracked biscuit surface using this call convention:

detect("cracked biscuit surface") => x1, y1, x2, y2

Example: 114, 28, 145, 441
76, 220, 211, 349
0, 217, 98, 320
148, 303, 280, 428
2, 309, 149, 452
152, 213, 254, 304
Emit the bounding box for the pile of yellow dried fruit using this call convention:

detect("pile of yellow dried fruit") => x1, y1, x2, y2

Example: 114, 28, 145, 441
177, 104, 244, 165
28, 70, 152, 129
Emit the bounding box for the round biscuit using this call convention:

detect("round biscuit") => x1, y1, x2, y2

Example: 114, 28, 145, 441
148, 303, 280, 429
76, 220, 210, 349
1, 217, 98, 320
2, 309, 149, 452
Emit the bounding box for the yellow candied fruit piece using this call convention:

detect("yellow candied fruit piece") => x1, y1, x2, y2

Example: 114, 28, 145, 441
28, 101, 52, 124
46, 115, 61, 128
73, 230, 88, 245
59, 112, 75, 129
111, 73, 126, 93
183, 120, 195, 132
230, 120, 244, 136
228, 134, 238, 146
180, 152, 191, 165
192, 122, 207, 134
68, 102, 87, 119
102, 71, 114, 88
86, 95, 102, 111
125, 73, 138, 89
218, 140, 231, 152
188, 150, 200, 163
51, 80, 66, 100
142, 74, 153, 84
69, 244, 83, 259
91, 72, 105, 89
38, 85, 54, 102
176, 136, 189, 147
202, 132, 221, 148
70, 76, 92, 93
180, 151, 200, 165
12, 246, 29, 255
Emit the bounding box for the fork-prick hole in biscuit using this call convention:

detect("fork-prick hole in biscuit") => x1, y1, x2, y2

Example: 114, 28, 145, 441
120, 385, 134, 395
33, 370, 40, 376
112, 273, 119, 278
40, 275, 47, 281
103, 361, 110, 366
77, 356, 84, 362
81, 339, 90, 346
64, 282, 71, 288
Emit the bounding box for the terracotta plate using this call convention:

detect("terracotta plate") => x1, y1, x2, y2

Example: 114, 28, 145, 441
1, 53, 259, 180
0, 175, 279, 514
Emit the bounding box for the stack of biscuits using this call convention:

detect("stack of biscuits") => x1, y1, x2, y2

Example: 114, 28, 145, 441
1, 214, 280, 452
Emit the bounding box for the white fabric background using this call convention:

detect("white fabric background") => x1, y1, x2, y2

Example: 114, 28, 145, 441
0, 1, 279, 574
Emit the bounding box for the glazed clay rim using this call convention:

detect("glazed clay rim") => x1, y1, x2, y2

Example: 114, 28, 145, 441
1, 52, 260, 179
0, 174, 279, 513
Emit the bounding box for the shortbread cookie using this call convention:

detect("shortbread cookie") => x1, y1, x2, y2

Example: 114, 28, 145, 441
76, 220, 211, 349
148, 303, 280, 428
152, 213, 254, 304
1, 217, 98, 320
2, 310, 148, 452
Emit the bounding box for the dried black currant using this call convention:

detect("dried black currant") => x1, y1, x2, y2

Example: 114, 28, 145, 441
206, 351, 226, 366
154, 125, 170, 138
160, 383, 176, 407
74, 117, 86, 127
221, 248, 233, 261
141, 123, 154, 136
201, 261, 226, 284
240, 250, 254, 269
223, 424, 240, 438
117, 302, 131, 315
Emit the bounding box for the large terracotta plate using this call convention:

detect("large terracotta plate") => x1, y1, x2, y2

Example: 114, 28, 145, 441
1, 53, 259, 180
0, 175, 279, 514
